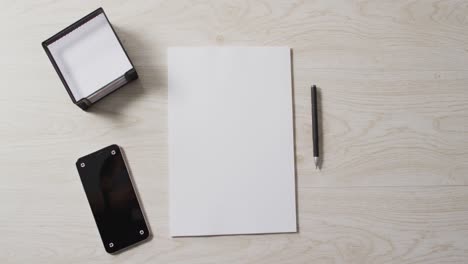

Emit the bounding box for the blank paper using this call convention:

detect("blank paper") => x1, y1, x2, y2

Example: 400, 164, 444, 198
48, 13, 132, 101
168, 47, 296, 236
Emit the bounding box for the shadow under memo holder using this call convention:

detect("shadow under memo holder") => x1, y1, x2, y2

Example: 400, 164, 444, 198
42, 8, 138, 110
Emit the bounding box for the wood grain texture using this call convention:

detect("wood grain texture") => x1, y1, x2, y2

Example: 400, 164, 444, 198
1, 0, 468, 263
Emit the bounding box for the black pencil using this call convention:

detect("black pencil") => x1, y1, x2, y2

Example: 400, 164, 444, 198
311, 85, 320, 169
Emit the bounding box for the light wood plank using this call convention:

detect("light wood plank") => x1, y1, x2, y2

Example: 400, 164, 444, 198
2, 186, 468, 263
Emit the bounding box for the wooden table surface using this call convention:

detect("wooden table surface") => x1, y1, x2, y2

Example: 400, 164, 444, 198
1, 1, 468, 263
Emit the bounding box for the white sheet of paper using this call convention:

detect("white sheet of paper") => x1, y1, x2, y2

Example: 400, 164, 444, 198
48, 13, 132, 101
168, 47, 296, 236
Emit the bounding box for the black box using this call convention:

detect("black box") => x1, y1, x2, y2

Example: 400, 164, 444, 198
42, 8, 138, 110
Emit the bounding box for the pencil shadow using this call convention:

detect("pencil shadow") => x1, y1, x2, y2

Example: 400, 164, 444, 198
86, 25, 161, 118
114, 147, 153, 254
290, 49, 300, 233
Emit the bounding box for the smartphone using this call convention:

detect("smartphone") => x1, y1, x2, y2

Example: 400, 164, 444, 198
76, 144, 149, 253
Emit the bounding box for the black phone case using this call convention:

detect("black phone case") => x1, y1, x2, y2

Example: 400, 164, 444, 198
76, 144, 149, 253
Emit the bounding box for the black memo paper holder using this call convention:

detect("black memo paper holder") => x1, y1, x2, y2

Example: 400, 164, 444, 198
42, 7, 138, 110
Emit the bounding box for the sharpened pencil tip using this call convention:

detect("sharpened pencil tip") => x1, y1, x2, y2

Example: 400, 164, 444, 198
314, 157, 319, 170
